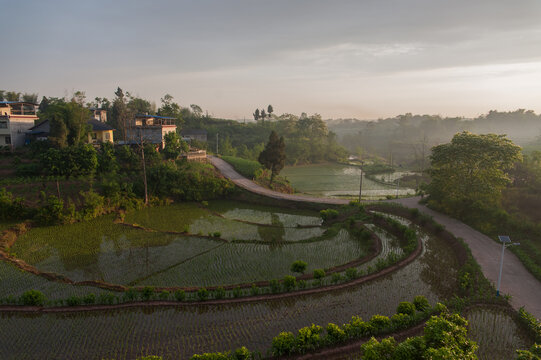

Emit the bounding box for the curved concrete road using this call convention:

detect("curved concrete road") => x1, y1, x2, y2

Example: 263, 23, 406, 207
392, 197, 541, 320
210, 156, 541, 319
209, 156, 349, 205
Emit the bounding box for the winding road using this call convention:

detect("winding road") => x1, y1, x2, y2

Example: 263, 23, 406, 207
210, 156, 541, 319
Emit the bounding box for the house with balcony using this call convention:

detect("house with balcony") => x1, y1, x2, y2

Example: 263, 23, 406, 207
125, 114, 177, 148
0, 101, 39, 148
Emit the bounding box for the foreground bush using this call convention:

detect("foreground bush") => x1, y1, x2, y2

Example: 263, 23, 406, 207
221, 156, 262, 179
20, 290, 46, 306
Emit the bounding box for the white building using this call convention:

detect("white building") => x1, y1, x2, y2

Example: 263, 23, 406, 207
125, 114, 177, 149
0, 102, 39, 148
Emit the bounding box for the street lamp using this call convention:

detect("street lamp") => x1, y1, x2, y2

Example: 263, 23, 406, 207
496, 235, 520, 297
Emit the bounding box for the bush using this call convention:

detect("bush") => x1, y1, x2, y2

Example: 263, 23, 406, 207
326, 323, 346, 344
213, 232, 221, 238
250, 284, 260, 296
123, 288, 138, 302
66, 296, 81, 306
159, 290, 170, 301
83, 293, 96, 305
396, 301, 416, 316
331, 273, 342, 284
233, 286, 242, 298
391, 313, 412, 329
296, 324, 323, 353
283, 275, 296, 291
320, 209, 339, 221
343, 315, 370, 338
345, 267, 358, 280
140, 286, 155, 301
270, 279, 281, 294
271, 332, 296, 356
369, 315, 391, 333
20, 290, 46, 306
98, 293, 116, 305
297, 280, 307, 289
290, 260, 307, 274
174, 290, 186, 302
413, 295, 429, 312
313, 269, 325, 280
197, 288, 209, 301
214, 287, 226, 300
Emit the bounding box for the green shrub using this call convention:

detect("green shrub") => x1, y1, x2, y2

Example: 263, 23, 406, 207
66, 296, 81, 306
343, 315, 370, 338
283, 275, 296, 291
270, 279, 281, 293
331, 273, 342, 284
197, 288, 209, 301
158, 290, 170, 301
213, 231, 221, 238
369, 315, 391, 333
290, 260, 307, 274
174, 289, 186, 302
391, 313, 412, 329
325, 323, 346, 344
320, 209, 339, 221
413, 295, 429, 312
83, 293, 96, 305
396, 301, 416, 316
297, 280, 307, 289
296, 324, 323, 353
98, 293, 116, 305
250, 284, 260, 296
271, 331, 296, 356
123, 287, 138, 301
345, 267, 358, 280
20, 290, 46, 306
214, 287, 226, 300
137, 356, 163, 360
140, 286, 155, 301
313, 269, 325, 280
233, 286, 242, 298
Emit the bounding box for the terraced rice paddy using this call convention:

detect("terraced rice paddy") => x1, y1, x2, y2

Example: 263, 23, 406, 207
10, 202, 366, 287
0, 214, 462, 359
281, 163, 415, 198
466, 306, 533, 360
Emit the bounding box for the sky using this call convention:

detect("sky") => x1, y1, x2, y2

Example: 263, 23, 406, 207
2, 0, 541, 120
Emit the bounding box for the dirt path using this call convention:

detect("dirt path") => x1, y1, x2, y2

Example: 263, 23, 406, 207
209, 156, 349, 205
210, 157, 541, 319
393, 197, 541, 320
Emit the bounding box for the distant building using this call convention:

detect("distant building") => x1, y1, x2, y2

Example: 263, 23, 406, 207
26, 118, 114, 144
87, 119, 114, 144
0, 101, 39, 148
90, 108, 107, 123
126, 114, 177, 148
181, 129, 208, 142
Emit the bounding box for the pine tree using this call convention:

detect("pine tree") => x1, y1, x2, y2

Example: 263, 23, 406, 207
258, 131, 286, 184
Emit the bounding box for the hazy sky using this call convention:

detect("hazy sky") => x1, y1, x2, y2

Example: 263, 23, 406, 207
2, 0, 541, 119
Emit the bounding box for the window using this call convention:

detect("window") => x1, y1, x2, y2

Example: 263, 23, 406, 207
0, 121, 7, 129
5, 136, 11, 144
105, 132, 110, 140
91, 132, 97, 140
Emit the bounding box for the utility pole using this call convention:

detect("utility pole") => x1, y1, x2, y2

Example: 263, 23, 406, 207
140, 131, 148, 206
216, 133, 219, 154
358, 162, 363, 203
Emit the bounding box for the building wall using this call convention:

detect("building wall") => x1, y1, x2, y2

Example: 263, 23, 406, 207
88, 130, 114, 144
126, 125, 176, 148
8, 118, 36, 147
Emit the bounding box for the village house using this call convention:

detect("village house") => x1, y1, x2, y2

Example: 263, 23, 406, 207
0, 101, 39, 148
125, 114, 177, 149
26, 112, 114, 144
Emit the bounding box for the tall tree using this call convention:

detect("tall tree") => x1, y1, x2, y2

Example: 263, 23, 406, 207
267, 104, 273, 118
258, 130, 286, 184
427, 131, 522, 216
22, 93, 38, 103
111, 87, 129, 143
253, 108, 260, 121
5, 91, 21, 101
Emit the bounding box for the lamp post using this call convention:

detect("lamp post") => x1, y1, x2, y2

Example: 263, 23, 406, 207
496, 235, 520, 297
